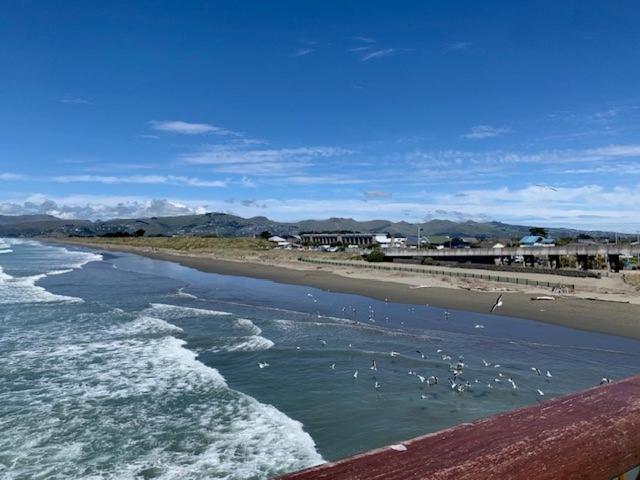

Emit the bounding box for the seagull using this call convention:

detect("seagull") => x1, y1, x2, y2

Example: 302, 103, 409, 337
389, 351, 400, 357
374, 381, 381, 390
417, 375, 426, 383
370, 359, 377, 371
329, 363, 336, 370
318, 339, 327, 347
408, 369, 416, 376
474, 324, 485, 329
490, 294, 503, 313
482, 359, 491, 367
546, 370, 552, 378
531, 367, 541, 376
420, 394, 427, 400
436, 349, 443, 353
441, 354, 452, 361
600, 377, 612, 385
427, 376, 438, 386
508, 378, 518, 390
258, 362, 270, 369
537, 389, 545, 396
494, 364, 502, 368
353, 370, 359, 379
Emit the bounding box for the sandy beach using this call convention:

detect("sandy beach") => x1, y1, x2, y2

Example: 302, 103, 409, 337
48, 238, 640, 341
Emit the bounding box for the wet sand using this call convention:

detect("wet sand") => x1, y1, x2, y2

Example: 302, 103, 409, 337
47, 240, 640, 341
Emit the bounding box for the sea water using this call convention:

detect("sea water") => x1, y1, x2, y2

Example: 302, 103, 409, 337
1, 238, 639, 479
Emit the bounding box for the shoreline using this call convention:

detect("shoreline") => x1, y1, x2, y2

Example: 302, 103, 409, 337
47, 239, 640, 341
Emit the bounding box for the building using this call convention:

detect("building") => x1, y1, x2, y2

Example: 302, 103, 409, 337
374, 234, 407, 249
424, 235, 451, 249
300, 233, 377, 246
519, 235, 556, 247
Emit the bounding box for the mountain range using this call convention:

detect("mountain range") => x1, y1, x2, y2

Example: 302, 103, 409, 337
0, 213, 626, 240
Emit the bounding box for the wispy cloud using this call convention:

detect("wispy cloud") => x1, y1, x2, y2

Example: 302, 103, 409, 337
148, 120, 240, 136
444, 41, 471, 53
180, 145, 352, 175
461, 125, 511, 139
363, 190, 393, 199
292, 47, 315, 57
60, 96, 92, 105
360, 48, 396, 61
0, 173, 26, 181
52, 175, 227, 188
353, 36, 375, 43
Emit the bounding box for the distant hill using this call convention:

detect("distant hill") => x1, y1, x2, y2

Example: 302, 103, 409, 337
0, 212, 626, 240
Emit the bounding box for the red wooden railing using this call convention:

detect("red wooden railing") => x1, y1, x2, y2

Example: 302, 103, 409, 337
276, 375, 640, 480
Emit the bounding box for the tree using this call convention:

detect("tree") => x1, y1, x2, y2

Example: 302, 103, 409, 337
258, 230, 272, 239
528, 227, 547, 237
134, 229, 146, 237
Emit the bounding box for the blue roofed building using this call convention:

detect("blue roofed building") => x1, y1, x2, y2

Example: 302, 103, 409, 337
519, 235, 556, 247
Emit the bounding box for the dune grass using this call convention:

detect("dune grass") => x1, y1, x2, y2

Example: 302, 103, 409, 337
65, 236, 272, 252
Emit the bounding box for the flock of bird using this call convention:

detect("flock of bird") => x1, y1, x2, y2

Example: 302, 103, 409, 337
257, 292, 614, 400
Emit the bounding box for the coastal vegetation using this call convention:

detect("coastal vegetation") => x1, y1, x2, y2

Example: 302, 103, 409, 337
68, 235, 273, 252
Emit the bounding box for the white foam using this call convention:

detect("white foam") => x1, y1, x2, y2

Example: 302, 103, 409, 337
0, 248, 12, 254
209, 335, 275, 353
176, 287, 199, 299
0, 308, 322, 479
234, 317, 262, 335
147, 303, 233, 317
112, 315, 185, 335
0, 267, 83, 305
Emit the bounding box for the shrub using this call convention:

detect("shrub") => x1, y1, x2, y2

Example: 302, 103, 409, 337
366, 250, 386, 262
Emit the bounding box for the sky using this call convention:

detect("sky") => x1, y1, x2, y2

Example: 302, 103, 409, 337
1, 1, 640, 231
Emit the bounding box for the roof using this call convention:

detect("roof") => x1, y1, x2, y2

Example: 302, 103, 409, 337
459, 236, 479, 244
268, 236, 287, 242
425, 235, 450, 245
520, 235, 555, 244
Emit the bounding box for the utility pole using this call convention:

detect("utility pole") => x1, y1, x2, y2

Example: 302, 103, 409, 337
417, 226, 421, 250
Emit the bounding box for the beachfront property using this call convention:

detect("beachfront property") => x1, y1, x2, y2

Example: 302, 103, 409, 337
300, 232, 407, 249
519, 235, 556, 247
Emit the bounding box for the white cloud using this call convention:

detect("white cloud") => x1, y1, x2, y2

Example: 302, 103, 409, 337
444, 41, 470, 52
461, 125, 511, 139
361, 48, 396, 61
0, 195, 208, 220
148, 120, 239, 136
0, 173, 26, 181
52, 175, 226, 188
60, 96, 92, 105
292, 48, 314, 57
180, 145, 352, 175
2, 184, 640, 231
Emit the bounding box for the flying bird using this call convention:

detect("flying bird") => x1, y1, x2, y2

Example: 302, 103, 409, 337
490, 294, 504, 313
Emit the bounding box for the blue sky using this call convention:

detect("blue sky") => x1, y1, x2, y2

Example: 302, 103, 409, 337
1, 1, 640, 231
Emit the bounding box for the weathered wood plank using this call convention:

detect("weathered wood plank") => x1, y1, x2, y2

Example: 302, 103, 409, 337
276, 375, 640, 480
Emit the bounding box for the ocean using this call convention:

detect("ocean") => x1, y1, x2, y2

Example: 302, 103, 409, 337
1, 238, 639, 479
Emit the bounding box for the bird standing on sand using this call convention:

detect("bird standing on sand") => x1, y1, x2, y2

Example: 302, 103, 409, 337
490, 294, 503, 313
